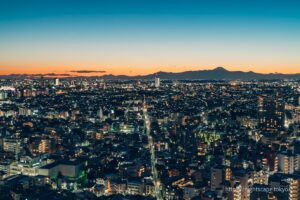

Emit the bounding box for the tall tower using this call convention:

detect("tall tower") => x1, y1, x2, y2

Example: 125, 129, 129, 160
98, 107, 104, 121
155, 77, 160, 88
55, 78, 60, 86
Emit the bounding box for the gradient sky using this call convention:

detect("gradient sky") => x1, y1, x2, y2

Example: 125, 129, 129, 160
1, 0, 300, 75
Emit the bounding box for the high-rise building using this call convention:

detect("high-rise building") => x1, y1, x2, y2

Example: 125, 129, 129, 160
0, 91, 8, 100
262, 151, 278, 172
258, 96, 285, 133
3, 138, 22, 159
211, 166, 223, 190
97, 107, 104, 121
289, 178, 300, 200
277, 150, 300, 174
55, 78, 60, 86
38, 139, 51, 154
269, 173, 300, 200
155, 77, 160, 88
229, 181, 242, 200
253, 170, 269, 185
19, 107, 32, 116
210, 165, 231, 190
229, 169, 254, 200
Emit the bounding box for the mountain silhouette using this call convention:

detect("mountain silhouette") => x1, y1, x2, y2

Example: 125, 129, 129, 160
99, 67, 300, 80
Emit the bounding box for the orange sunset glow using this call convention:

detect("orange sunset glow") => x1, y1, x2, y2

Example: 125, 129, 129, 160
1, 63, 300, 76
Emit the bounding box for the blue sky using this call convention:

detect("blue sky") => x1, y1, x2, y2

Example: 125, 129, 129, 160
1, 0, 300, 74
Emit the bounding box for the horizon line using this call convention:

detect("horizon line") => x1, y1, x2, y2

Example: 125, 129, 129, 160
1, 66, 300, 77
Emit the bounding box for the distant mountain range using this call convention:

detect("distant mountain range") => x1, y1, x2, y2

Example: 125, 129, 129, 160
1, 67, 300, 80
99, 67, 300, 80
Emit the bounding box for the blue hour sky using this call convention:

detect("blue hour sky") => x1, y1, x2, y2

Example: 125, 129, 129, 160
1, 0, 300, 75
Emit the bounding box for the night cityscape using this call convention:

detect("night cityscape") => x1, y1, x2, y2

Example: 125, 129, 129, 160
0, 77, 299, 199
1, 1, 300, 200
